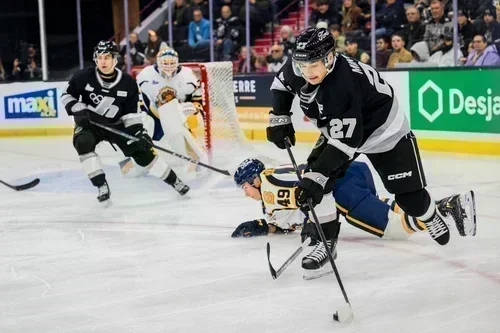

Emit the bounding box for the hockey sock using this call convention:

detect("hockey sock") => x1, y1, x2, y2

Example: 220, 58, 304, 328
80, 152, 105, 186
146, 156, 171, 181
381, 196, 426, 233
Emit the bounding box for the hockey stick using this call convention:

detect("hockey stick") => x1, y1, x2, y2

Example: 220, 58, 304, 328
0, 178, 40, 191
284, 137, 354, 323
89, 120, 231, 176
266, 237, 311, 280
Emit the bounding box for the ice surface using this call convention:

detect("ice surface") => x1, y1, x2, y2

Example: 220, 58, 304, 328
1, 137, 499, 333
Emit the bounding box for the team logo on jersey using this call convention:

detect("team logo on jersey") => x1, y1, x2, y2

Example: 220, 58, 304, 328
263, 191, 275, 205
152, 80, 159, 85
4, 88, 58, 119
157, 86, 177, 106
85, 84, 94, 92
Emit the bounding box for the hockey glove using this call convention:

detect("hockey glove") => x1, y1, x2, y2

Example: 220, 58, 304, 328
266, 111, 295, 149
296, 171, 329, 211
71, 102, 91, 128
128, 127, 153, 152
231, 219, 269, 238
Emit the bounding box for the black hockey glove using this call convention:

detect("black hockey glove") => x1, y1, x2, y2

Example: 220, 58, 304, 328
266, 111, 295, 149
127, 127, 152, 152
296, 171, 329, 211
231, 219, 269, 238
70, 102, 91, 128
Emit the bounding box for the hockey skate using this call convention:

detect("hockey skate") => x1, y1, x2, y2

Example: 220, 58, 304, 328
97, 181, 112, 207
437, 190, 476, 237
302, 239, 338, 280
164, 170, 190, 196
422, 211, 450, 245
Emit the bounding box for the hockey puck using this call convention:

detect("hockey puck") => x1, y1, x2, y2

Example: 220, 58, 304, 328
333, 313, 339, 321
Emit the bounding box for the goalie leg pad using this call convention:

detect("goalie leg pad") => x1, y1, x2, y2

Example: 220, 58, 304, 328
146, 155, 171, 181
382, 210, 411, 240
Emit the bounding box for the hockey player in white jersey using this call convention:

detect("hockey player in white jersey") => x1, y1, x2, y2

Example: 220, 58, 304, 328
232, 157, 476, 279
121, 48, 207, 176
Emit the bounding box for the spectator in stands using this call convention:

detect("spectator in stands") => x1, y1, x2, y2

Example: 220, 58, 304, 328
479, 8, 500, 44
387, 33, 413, 68
120, 33, 145, 66
409, 41, 430, 64
145, 30, 168, 64
279, 25, 296, 57
427, 30, 461, 66
374, 0, 406, 38
238, 46, 256, 72
330, 24, 346, 53
465, 34, 500, 66
423, 0, 453, 54
467, 0, 491, 21
457, 10, 475, 57
401, 6, 426, 50
310, 0, 339, 28
267, 44, 287, 72
238, 0, 271, 42
0, 57, 5, 81
340, 0, 362, 32
215, 5, 242, 61
376, 36, 392, 68
188, 8, 211, 49
415, 0, 431, 22
344, 38, 370, 63
191, 0, 209, 18
218, 0, 241, 17
255, 55, 268, 72
11, 58, 23, 80
166, 0, 192, 27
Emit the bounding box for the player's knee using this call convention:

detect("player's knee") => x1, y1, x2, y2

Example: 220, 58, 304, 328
395, 189, 431, 217
73, 132, 96, 155
131, 149, 156, 167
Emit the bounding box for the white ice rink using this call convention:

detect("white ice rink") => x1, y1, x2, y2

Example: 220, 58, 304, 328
1, 137, 499, 333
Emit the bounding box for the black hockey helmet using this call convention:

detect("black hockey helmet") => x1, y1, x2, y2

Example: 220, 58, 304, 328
93, 40, 119, 62
292, 27, 336, 76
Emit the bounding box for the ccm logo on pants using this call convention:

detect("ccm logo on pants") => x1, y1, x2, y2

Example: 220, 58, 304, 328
388, 171, 412, 180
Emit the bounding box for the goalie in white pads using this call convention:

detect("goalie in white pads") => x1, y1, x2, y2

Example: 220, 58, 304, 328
122, 48, 207, 176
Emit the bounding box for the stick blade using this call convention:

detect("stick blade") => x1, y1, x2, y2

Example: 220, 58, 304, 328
0, 178, 40, 191
266, 242, 278, 279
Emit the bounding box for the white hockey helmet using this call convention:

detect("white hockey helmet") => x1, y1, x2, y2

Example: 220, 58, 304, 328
157, 48, 179, 78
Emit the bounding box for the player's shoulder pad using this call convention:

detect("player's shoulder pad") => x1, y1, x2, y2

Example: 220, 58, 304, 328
135, 65, 156, 81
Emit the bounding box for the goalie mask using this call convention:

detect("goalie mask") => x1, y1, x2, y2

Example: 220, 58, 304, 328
93, 40, 119, 74
157, 48, 179, 79
292, 27, 336, 82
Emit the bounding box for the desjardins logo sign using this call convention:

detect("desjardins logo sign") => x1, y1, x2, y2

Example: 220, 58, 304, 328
418, 79, 500, 123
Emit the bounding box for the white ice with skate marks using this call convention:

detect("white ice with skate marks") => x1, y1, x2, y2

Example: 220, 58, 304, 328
0, 137, 499, 333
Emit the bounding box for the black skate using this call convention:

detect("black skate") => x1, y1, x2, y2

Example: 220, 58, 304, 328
437, 191, 476, 237
302, 239, 337, 280
422, 212, 450, 246
97, 181, 111, 207
171, 178, 190, 196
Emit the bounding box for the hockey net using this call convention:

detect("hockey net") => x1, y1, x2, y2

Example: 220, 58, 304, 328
131, 62, 264, 178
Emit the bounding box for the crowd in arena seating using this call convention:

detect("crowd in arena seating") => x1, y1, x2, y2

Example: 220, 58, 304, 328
2, 0, 500, 81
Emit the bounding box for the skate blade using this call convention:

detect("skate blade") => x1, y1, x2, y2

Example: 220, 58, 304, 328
100, 199, 113, 208
303, 266, 333, 280
461, 190, 477, 236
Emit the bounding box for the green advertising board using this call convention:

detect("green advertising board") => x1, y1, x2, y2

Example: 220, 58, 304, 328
409, 69, 500, 134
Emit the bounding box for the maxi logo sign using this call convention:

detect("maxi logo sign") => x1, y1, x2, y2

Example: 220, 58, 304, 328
410, 70, 500, 134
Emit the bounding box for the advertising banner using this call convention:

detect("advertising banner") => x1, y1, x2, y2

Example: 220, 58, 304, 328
409, 69, 500, 134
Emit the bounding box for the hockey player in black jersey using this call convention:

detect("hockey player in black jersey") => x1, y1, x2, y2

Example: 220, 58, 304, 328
267, 27, 476, 274
61, 41, 189, 205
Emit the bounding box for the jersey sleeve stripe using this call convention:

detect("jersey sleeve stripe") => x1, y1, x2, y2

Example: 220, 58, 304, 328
61, 94, 77, 106
270, 76, 294, 94
319, 128, 357, 159
121, 113, 142, 127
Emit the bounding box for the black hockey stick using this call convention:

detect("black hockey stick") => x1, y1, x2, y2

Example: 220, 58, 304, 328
266, 237, 311, 279
0, 178, 40, 191
284, 137, 354, 323
89, 120, 231, 176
